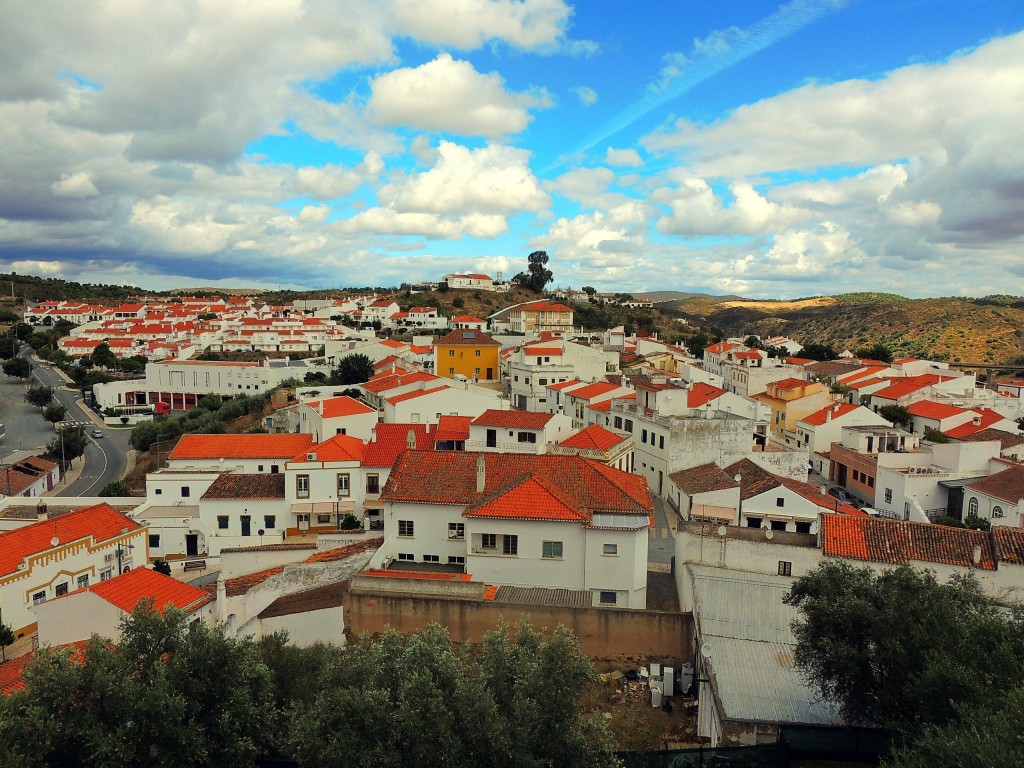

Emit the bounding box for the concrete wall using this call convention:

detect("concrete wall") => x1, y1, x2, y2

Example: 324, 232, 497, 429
345, 585, 692, 659
256, 606, 345, 647
747, 449, 808, 481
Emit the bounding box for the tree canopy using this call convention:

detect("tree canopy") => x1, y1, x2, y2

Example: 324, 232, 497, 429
0, 606, 616, 768
785, 561, 1024, 733
43, 425, 88, 465
1, 357, 30, 379
516, 250, 553, 292
331, 353, 374, 385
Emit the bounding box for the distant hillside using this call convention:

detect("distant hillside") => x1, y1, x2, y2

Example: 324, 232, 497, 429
632, 291, 742, 304
668, 293, 1024, 365
0, 272, 147, 303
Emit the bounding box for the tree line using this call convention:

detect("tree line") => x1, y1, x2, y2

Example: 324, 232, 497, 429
0, 605, 617, 768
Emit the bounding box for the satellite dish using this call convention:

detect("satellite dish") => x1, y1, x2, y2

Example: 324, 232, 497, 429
717, 526, 727, 537
50, 536, 59, 547
765, 530, 774, 540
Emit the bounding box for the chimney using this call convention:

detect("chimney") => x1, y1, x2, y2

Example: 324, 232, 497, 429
36, 502, 48, 522
406, 429, 416, 449
476, 454, 486, 494
972, 544, 982, 568
826, 409, 832, 423
370, 426, 377, 443
972, 415, 982, 426
217, 578, 228, 624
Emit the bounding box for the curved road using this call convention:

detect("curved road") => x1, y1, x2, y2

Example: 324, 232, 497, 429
26, 352, 131, 496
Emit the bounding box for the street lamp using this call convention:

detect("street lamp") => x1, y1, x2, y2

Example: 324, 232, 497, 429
116, 540, 135, 575
734, 472, 743, 523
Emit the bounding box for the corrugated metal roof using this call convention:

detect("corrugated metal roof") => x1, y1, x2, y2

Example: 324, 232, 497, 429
689, 566, 795, 644
494, 586, 590, 608
689, 565, 844, 727
701, 636, 842, 726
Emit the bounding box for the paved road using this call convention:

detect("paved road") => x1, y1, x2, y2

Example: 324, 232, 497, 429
24, 351, 132, 496
648, 495, 675, 566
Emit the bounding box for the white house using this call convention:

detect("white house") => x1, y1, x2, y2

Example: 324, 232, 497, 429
291, 396, 378, 442
166, 433, 314, 474
0, 504, 148, 638
382, 382, 504, 425
33, 567, 214, 647
467, 409, 575, 454
963, 464, 1024, 527
284, 433, 366, 532
795, 402, 892, 473
372, 451, 653, 609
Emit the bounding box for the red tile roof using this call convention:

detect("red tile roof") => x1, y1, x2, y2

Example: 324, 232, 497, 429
965, 465, 1024, 504
434, 415, 472, 443
434, 329, 500, 346
361, 371, 437, 394
169, 434, 313, 460
384, 385, 449, 405
564, 381, 622, 400
0, 504, 141, 577
546, 379, 581, 391
994, 526, 1024, 565
704, 342, 736, 355
800, 402, 861, 425
201, 473, 286, 499
907, 400, 968, 419
383, 452, 652, 519
471, 409, 553, 429
871, 374, 954, 401
87, 567, 212, 613
559, 425, 626, 451
362, 423, 434, 467
515, 301, 573, 313
822, 514, 997, 570
768, 377, 812, 391
294, 433, 366, 463
464, 476, 587, 522
669, 462, 737, 495
522, 346, 563, 356
944, 408, 1008, 438
303, 396, 376, 419
688, 382, 726, 408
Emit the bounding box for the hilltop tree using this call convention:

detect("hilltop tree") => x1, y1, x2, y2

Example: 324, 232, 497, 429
515, 250, 553, 292
800, 342, 839, 361
91, 342, 117, 369
853, 342, 894, 363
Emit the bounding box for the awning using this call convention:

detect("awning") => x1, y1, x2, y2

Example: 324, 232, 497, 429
691, 504, 736, 522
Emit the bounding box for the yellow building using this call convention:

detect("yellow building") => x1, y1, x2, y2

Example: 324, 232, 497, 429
755, 377, 832, 445
434, 328, 501, 382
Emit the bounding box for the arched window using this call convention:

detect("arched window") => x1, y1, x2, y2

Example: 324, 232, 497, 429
968, 497, 979, 515
993, 505, 1004, 518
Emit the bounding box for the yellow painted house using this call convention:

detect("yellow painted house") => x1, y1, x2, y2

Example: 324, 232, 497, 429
434, 328, 501, 382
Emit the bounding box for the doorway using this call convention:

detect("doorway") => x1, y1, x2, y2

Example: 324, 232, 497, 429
185, 534, 199, 557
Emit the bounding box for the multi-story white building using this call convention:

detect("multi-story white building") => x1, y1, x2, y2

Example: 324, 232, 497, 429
371, 451, 653, 609
504, 340, 617, 412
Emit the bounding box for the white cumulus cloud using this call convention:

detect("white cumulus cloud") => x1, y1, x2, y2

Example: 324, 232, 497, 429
51, 172, 100, 198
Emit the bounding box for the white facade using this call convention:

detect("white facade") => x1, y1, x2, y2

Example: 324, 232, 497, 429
466, 413, 575, 454
383, 384, 503, 425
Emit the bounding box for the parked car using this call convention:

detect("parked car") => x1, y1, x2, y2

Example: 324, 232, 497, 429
827, 487, 855, 504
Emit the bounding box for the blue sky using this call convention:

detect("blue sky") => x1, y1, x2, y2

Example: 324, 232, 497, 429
1, 0, 1022, 297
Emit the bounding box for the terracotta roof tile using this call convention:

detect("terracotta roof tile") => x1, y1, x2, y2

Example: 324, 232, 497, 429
471, 409, 553, 429
385, 385, 449, 405
668, 462, 737, 495
907, 400, 968, 419
87, 568, 212, 613
994, 526, 1024, 566
944, 408, 1009, 438
965, 465, 1024, 504
434, 329, 500, 346
688, 382, 726, 408
258, 582, 348, 619
303, 396, 375, 418
361, 371, 438, 394
201, 473, 286, 499
564, 381, 622, 400
559, 425, 626, 451
362, 424, 433, 467
383, 451, 652, 519
170, 434, 313, 461
434, 415, 472, 443
800, 402, 861, 425
821, 515, 997, 569
0, 504, 140, 577
871, 374, 954, 401
464, 476, 587, 522
951, 429, 1024, 450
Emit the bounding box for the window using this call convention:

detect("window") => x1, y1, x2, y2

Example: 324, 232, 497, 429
55, 582, 69, 597
147, 534, 161, 549
474, 349, 481, 357
475, 368, 481, 375
181, 486, 190, 498
885, 488, 893, 504
366, 474, 380, 494
398, 520, 414, 537
778, 561, 793, 576
746, 517, 763, 528
32, 590, 46, 605
448, 556, 466, 565
77, 575, 89, 589
614, 416, 622, 429
542, 541, 563, 559
795, 522, 812, 534
314, 513, 330, 525
868, 477, 875, 487
337, 473, 351, 497
100, 567, 113, 582
599, 591, 617, 605
968, 497, 979, 515
449, 367, 455, 375
154, 488, 162, 495
502, 535, 518, 555
258, 464, 264, 472
482, 533, 497, 549
397, 553, 415, 561
539, 378, 547, 385
771, 520, 787, 531
602, 543, 618, 555
993, 505, 1004, 518
264, 515, 276, 529
624, 419, 633, 432
423, 554, 440, 563
448, 522, 465, 540
517, 432, 537, 444
641, 429, 648, 443
296, 474, 310, 498
448, 349, 455, 357
271, 465, 279, 474
659, 436, 664, 450
217, 515, 229, 530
